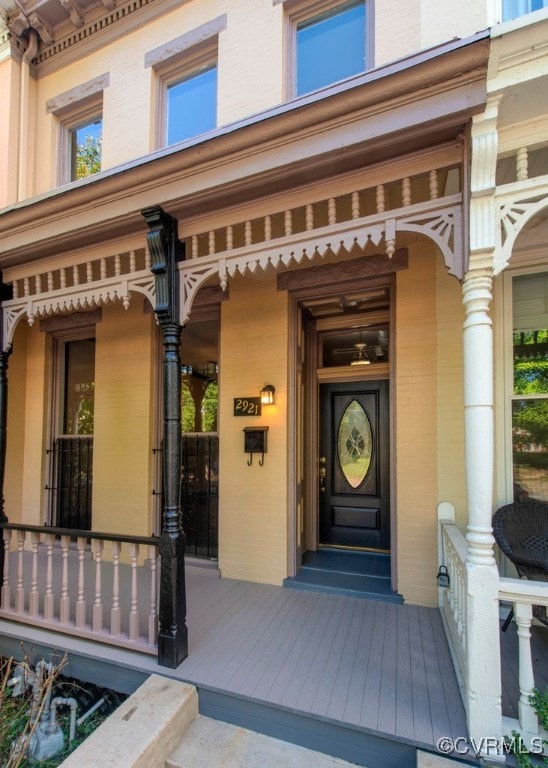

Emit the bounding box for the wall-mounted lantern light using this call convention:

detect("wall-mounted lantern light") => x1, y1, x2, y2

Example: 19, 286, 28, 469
260, 383, 276, 405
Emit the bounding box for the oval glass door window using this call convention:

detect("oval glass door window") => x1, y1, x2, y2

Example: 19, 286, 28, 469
337, 399, 372, 488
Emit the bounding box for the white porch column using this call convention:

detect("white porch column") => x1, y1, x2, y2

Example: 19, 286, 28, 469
463, 271, 503, 750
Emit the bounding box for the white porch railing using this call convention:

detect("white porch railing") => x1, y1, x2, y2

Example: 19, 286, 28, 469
439, 512, 468, 692
499, 577, 548, 743
0, 524, 159, 655
438, 503, 548, 745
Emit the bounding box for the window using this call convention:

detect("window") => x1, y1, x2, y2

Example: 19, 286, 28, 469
69, 115, 102, 181
145, 16, 226, 148
166, 63, 217, 145
46, 73, 108, 185
510, 272, 548, 502
502, 0, 548, 21
294, 0, 366, 97
51, 336, 96, 530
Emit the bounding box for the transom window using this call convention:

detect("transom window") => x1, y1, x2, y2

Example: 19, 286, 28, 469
295, 0, 366, 97
166, 63, 217, 146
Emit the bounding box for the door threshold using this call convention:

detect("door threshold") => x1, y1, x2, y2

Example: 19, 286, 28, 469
318, 543, 390, 554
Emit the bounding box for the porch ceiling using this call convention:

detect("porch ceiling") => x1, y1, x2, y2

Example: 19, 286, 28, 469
0, 32, 488, 268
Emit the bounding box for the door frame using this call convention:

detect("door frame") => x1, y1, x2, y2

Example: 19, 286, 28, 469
287, 276, 398, 588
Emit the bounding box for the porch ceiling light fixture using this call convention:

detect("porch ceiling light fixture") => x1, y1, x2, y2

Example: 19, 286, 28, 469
260, 383, 276, 405
350, 342, 371, 365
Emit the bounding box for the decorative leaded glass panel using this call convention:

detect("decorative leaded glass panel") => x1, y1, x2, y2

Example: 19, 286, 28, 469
337, 399, 372, 488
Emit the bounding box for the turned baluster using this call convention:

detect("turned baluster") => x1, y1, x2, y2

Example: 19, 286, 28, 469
29, 531, 40, 616
129, 543, 139, 641
15, 529, 26, 614
264, 216, 272, 242
516, 147, 528, 182
86, 261, 92, 283
284, 210, 292, 236
376, 185, 385, 213
148, 544, 158, 645
1, 529, 12, 609
59, 535, 71, 624
327, 197, 336, 225
114, 254, 121, 277
129, 250, 136, 273
35, 274, 42, 295
100, 258, 107, 280
305, 204, 314, 231
43, 533, 55, 620
191, 235, 199, 258
110, 541, 121, 636
12, 280, 18, 299
402, 177, 411, 206
244, 221, 252, 246
47, 272, 54, 292
515, 602, 538, 734
92, 539, 103, 632
209, 230, 216, 255
23, 277, 30, 297
144, 247, 151, 270
60, 268, 66, 289
351, 192, 360, 219
226, 225, 234, 250
72, 265, 79, 286
429, 169, 439, 200
76, 537, 87, 628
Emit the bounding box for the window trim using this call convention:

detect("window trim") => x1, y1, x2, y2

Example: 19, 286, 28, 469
47, 74, 108, 186
496, 264, 548, 505
283, 0, 372, 100
146, 16, 225, 150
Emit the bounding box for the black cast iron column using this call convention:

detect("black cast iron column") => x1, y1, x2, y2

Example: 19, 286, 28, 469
142, 206, 188, 668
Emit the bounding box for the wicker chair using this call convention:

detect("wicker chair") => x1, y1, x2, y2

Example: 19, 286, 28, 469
492, 501, 548, 631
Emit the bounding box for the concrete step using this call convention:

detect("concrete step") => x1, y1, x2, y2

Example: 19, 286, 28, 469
166, 714, 368, 768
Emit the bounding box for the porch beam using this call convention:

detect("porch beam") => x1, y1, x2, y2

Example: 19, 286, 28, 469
143, 205, 188, 669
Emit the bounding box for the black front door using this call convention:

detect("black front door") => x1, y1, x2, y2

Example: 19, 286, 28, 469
319, 380, 390, 550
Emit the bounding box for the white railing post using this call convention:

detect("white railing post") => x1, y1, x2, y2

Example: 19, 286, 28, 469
15, 529, 25, 614
148, 544, 158, 646
76, 536, 87, 628
514, 601, 538, 735
129, 543, 139, 642
29, 531, 40, 616
92, 538, 103, 632
111, 540, 121, 637
1, 528, 12, 608
44, 533, 55, 620
59, 534, 71, 624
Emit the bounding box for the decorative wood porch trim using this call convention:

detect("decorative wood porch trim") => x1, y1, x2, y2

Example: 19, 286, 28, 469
1, 246, 154, 352
178, 188, 464, 324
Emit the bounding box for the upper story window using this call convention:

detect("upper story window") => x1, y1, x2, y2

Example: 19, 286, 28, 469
166, 62, 217, 145
502, 0, 548, 20
145, 15, 226, 149
46, 73, 109, 186
69, 115, 102, 181
293, 0, 367, 97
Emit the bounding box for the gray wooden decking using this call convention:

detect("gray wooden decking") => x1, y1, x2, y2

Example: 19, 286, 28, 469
0, 561, 544, 767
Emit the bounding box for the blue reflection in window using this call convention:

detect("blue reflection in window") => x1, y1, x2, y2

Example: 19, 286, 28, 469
502, 0, 547, 20
167, 64, 217, 145
297, 1, 365, 97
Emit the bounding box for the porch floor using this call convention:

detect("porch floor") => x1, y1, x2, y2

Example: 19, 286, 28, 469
2, 563, 545, 766
0, 561, 474, 768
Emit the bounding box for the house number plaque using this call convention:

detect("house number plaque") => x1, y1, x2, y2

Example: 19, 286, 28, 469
233, 397, 262, 416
